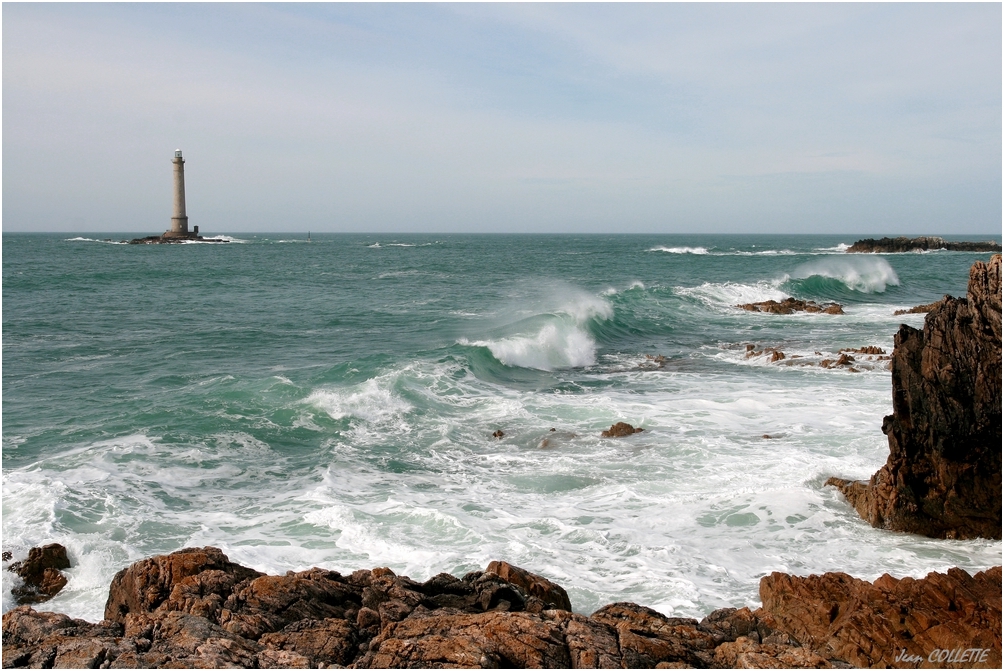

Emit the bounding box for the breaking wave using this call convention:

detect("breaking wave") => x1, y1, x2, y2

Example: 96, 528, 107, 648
790, 257, 900, 293
459, 292, 613, 371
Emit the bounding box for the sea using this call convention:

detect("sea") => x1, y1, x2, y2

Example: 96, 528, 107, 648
3, 232, 1001, 622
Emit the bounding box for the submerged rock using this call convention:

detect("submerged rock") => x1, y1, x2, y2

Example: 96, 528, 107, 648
2, 547, 1000, 668
7, 544, 71, 605
600, 422, 644, 438
847, 236, 1001, 253
828, 255, 1002, 539
737, 298, 844, 315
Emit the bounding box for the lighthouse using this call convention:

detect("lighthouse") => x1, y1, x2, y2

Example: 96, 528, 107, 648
126, 149, 222, 243
167, 149, 190, 237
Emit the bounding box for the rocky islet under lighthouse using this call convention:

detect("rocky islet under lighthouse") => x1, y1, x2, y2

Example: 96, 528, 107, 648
128, 150, 227, 244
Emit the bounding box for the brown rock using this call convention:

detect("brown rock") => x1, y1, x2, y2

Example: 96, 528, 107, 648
355, 610, 573, 669
828, 255, 1002, 539
220, 568, 362, 639
712, 637, 833, 668
140, 611, 261, 668
8, 544, 72, 605
737, 298, 844, 315
492, 430, 504, 439
601, 422, 644, 438
259, 617, 359, 667
642, 354, 668, 369
591, 602, 716, 668
485, 561, 572, 612
758, 566, 1002, 668
104, 546, 262, 623
894, 300, 944, 316
839, 346, 885, 355
2, 606, 126, 670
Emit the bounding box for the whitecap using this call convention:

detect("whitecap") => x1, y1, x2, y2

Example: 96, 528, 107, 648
648, 246, 710, 255
307, 378, 412, 423
675, 280, 788, 308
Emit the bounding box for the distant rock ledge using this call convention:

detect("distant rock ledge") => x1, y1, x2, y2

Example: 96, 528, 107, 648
2, 547, 1000, 668
128, 233, 228, 244
846, 236, 1000, 253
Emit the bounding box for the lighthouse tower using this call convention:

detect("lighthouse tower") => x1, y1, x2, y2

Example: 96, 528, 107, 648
167, 149, 190, 237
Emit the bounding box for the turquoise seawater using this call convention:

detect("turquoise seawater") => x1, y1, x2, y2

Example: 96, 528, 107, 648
3, 233, 1001, 620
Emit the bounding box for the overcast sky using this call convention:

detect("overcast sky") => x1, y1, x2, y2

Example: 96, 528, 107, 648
3, 3, 1001, 234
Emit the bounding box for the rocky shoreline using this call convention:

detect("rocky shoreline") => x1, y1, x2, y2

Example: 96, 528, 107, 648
3, 547, 1001, 668
846, 236, 1001, 254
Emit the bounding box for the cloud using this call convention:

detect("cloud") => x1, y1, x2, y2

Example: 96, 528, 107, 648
2, 3, 1000, 233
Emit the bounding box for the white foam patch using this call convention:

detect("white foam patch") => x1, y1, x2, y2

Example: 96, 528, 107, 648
817, 243, 851, 252
64, 237, 126, 244
792, 256, 900, 293
307, 378, 412, 423
675, 280, 788, 308
180, 235, 246, 244
648, 246, 710, 254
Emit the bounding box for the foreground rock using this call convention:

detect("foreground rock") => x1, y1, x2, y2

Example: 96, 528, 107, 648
759, 566, 1001, 669
847, 236, 1001, 253
6, 544, 71, 605
828, 255, 1002, 539
737, 298, 844, 315
3, 547, 1000, 668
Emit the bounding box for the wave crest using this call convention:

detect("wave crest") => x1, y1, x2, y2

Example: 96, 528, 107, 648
791, 257, 899, 293
460, 291, 612, 371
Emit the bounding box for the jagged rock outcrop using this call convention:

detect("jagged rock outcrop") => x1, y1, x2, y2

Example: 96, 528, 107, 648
737, 298, 844, 315
4, 547, 1000, 668
828, 255, 1002, 539
847, 236, 1001, 253
6, 544, 72, 605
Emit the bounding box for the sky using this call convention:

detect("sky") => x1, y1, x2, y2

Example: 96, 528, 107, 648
2, 2, 1001, 235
